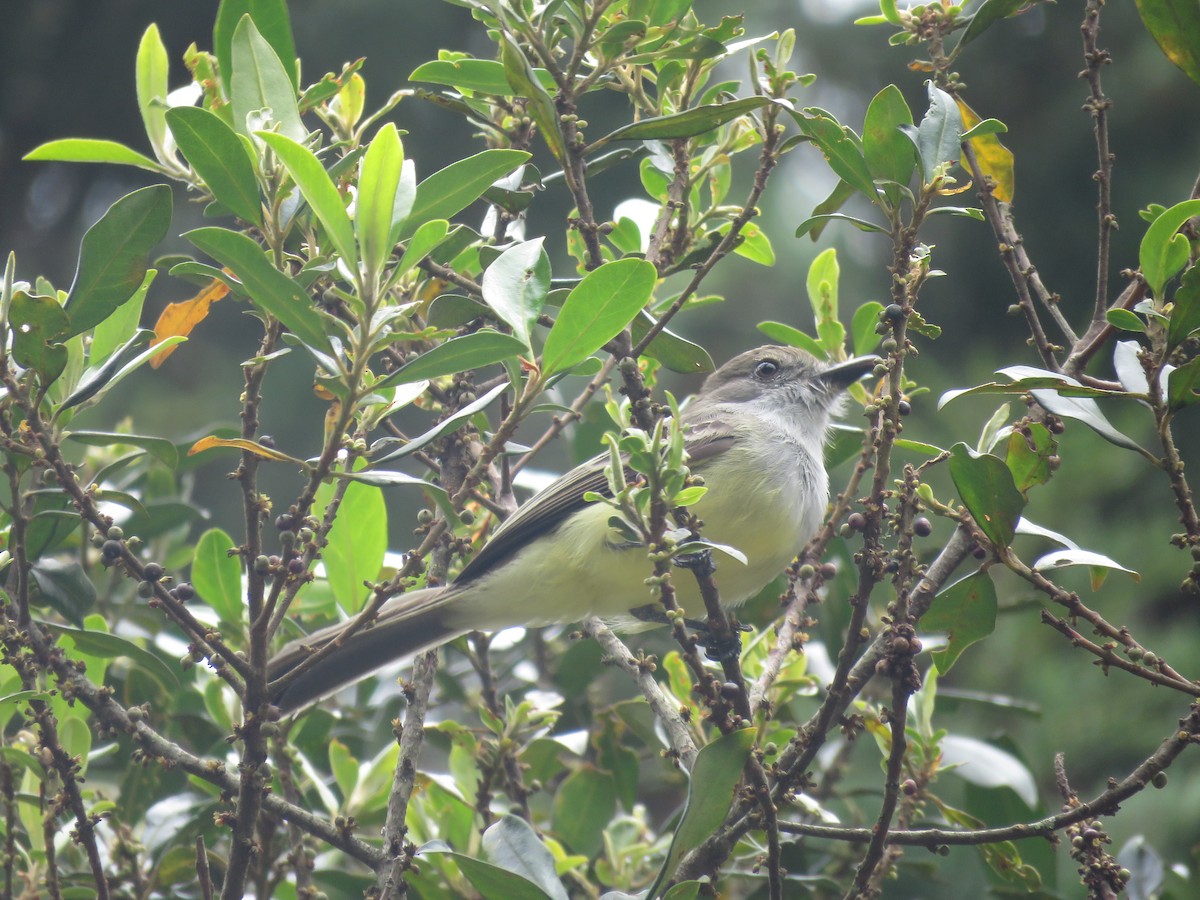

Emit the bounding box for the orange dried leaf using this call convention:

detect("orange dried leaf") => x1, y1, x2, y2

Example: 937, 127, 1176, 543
150, 277, 231, 368
188, 435, 307, 467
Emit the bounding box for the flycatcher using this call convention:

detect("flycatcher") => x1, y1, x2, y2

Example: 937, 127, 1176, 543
269, 346, 876, 711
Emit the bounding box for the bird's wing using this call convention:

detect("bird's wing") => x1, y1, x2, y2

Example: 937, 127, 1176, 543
455, 410, 738, 584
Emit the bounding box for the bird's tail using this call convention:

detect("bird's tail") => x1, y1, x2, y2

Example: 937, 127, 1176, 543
267, 587, 464, 713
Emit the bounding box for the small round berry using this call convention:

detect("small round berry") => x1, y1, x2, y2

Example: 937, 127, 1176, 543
847, 512, 866, 531
897, 398, 912, 416
1152, 771, 1168, 788
883, 303, 905, 322
175, 582, 195, 602
101, 540, 123, 561
417, 509, 434, 526
137, 582, 154, 599
254, 555, 271, 575
913, 517, 932, 537
797, 563, 815, 580
287, 557, 305, 575
107, 526, 124, 540
258, 435, 276, 448
143, 563, 164, 582
972, 545, 988, 560
459, 508, 476, 525
275, 514, 294, 532
902, 778, 918, 796
819, 562, 837, 580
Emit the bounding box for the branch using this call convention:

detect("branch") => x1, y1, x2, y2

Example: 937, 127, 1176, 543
584, 618, 699, 770
377, 649, 438, 898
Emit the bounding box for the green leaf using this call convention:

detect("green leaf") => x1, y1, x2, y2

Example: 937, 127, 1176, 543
1136, 0, 1200, 87
1104, 307, 1145, 333
9, 289, 69, 384
185, 226, 328, 351
397, 149, 531, 241
806, 247, 839, 327
90, 269, 155, 365
1167, 264, 1200, 350
47, 623, 179, 690
852, 301, 885, 356
258, 132, 356, 266
373, 382, 509, 465
1168, 356, 1200, 411
434, 853, 557, 900
328, 738, 359, 803
924, 571, 998, 674
393, 219, 450, 281
629, 0, 693, 27
66, 185, 173, 337
794, 213, 888, 239
914, 82, 963, 185
956, 0, 1029, 50
543, 259, 658, 376
192, 528, 244, 623
484, 816, 570, 900
863, 85, 915, 188
1004, 423, 1055, 494
61, 330, 176, 412
789, 109, 876, 198
597, 97, 770, 145
66, 430, 179, 468
167, 106, 262, 226
356, 123, 405, 279
23, 139, 161, 171
410, 58, 557, 96
481, 238, 551, 349
942, 735, 1038, 807
631, 311, 715, 373
216, 0, 298, 93
136, 25, 170, 161
1028, 387, 1146, 453
230, 14, 304, 141
959, 118, 1008, 141
500, 35, 566, 162
716, 221, 774, 265
374, 331, 526, 390
1032, 548, 1139, 590
322, 477, 387, 614
756, 321, 826, 358
1140, 200, 1200, 297
647, 729, 755, 900
29, 560, 96, 627
552, 768, 616, 858
948, 443, 1025, 548
799, 179, 856, 243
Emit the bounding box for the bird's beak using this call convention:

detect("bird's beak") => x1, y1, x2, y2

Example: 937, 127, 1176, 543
819, 356, 881, 389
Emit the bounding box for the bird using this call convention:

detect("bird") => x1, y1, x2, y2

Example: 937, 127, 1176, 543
267, 346, 876, 712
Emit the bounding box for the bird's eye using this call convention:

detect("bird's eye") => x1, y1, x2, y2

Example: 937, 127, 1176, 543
753, 359, 780, 379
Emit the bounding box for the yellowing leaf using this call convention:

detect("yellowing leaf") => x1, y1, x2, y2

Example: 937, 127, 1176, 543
956, 98, 1014, 203
188, 435, 308, 467
150, 277, 231, 368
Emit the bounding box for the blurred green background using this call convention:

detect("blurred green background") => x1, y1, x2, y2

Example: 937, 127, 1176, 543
3, 0, 1199, 886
